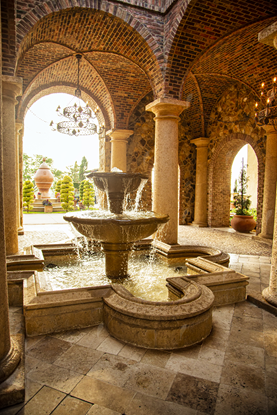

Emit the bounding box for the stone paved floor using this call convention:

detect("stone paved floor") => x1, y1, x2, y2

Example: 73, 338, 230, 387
2, 216, 276, 415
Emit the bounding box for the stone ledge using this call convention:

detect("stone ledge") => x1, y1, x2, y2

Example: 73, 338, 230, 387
247, 292, 277, 316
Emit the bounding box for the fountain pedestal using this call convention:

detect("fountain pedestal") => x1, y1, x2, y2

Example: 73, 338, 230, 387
102, 242, 132, 278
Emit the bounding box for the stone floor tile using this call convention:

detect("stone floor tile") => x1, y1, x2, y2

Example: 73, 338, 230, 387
264, 332, 277, 358
263, 310, 277, 329
224, 341, 265, 369
96, 336, 124, 355
229, 325, 264, 349
70, 376, 135, 413
231, 315, 264, 332
260, 264, 271, 273
25, 355, 42, 374
87, 404, 122, 414
201, 327, 230, 351
26, 336, 71, 364
25, 378, 43, 402
77, 324, 109, 349
87, 353, 137, 387
25, 335, 45, 351
17, 385, 66, 415
51, 328, 92, 344
124, 363, 176, 400
141, 349, 171, 368
259, 257, 271, 264
221, 361, 265, 392
53, 344, 103, 374
127, 392, 196, 415
170, 343, 201, 359
166, 355, 222, 383
199, 346, 225, 366
215, 384, 268, 415
51, 395, 92, 414
0, 403, 24, 415
166, 372, 219, 414
234, 301, 263, 319
118, 343, 146, 362
27, 360, 83, 393
268, 399, 277, 415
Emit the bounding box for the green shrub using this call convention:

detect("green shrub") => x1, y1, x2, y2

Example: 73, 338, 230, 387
23, 180, 34, 212
60, 175, 74, 211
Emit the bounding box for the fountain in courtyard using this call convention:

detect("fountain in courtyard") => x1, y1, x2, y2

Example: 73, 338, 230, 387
63, 171, 169, 278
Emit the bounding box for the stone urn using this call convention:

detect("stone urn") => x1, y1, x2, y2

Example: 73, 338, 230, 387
34, 158, 54, 198
231, 215, 256, 233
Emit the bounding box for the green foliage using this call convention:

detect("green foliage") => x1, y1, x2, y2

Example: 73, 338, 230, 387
79, 157, 88, 182
79, 179, 86, 200
83, 180, 95, 208
23, 154, 53, 182
60, 175, 75, 211
23, 180, 34, 212
55, 179, 62, 194
233, 163, 252, 215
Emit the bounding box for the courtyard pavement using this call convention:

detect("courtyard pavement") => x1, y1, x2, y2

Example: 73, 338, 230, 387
1, 214, 276, 415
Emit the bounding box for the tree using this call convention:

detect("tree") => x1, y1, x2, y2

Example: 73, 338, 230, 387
79, 156, 88, 182
23, 154, 54, 182
23, 180, 34, 212
55, 179, 62, 194
60, 175, 75, 211
79, 179, 86, 200
83, 180, 95, 208
233, 163, 251, 215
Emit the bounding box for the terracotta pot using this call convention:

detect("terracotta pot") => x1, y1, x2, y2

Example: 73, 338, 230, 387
231, 215, 256, 233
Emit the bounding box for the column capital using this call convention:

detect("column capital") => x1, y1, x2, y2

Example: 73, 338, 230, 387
2, 76, 22, 102
263, 124, 277, 136
146, 98, 190, 118
258, 22, 277, 49
190, 137, 210, 147
106, 129, 133, 142
15, 121, 24, 134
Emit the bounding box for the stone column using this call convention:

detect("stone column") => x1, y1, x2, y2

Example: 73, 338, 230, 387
0, 83, 21, 385
2, 76, 22, 255
191, 137, 209, 227
107, 129, 133, 172
15, 122, 24, 235
263, 183, 277, 307
259, 125, 277, 239
146, 98, 189, 244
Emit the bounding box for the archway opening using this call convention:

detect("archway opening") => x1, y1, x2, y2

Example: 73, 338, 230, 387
23, 93, 100, 196
231, 144, 258, 221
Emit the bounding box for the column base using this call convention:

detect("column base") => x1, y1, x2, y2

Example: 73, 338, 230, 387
191, 221, 208, 228
0, 334, 24, 409
18, 227, 24, 236
262, 287, 277, 308
257, 232, 273, 240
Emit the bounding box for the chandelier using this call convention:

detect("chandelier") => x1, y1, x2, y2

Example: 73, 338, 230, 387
50, 54, 105, 136
255, 77, 277, 126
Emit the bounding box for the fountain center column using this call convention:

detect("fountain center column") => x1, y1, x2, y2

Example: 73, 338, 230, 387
107, 129, 133, 172
2, 76, 22, 255
146, 98, 190, 244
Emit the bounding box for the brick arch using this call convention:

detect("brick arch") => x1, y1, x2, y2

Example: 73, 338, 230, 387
208, 133, 264, 233
15, 7, 164, 98
17, 85, 107, 131
17, 55, 113, 129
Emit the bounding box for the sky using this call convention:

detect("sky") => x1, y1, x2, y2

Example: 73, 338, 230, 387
231, 144, 248, 192
23, 93, 100, 172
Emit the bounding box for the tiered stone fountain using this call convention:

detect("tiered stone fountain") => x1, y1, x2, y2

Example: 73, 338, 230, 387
64, 171, 169, 278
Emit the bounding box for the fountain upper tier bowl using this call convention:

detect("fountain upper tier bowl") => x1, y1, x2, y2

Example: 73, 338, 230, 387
86, 171, 148, 214
63, 211, 169, 244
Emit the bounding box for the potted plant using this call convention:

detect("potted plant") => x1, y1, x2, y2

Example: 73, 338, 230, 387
231, 161, 256, 233
42, 199, 53, 213
37, 192, 42, 199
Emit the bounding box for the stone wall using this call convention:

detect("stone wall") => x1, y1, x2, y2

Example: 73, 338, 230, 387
207, 84, 266, 232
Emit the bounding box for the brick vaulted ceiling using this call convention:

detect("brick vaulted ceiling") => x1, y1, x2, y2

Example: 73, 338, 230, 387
7, 0, 277, 136
15, 7, 160, 129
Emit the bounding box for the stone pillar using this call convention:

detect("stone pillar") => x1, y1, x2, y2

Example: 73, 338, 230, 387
146, 98, 189, 244
0, 82, 21, 385
2, 76, 22, 255
107, 129, 133, 172
259, 125, 277, 239
263, 183, 277, 307
15, 122, 24, 235
191, 137, 209, 227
